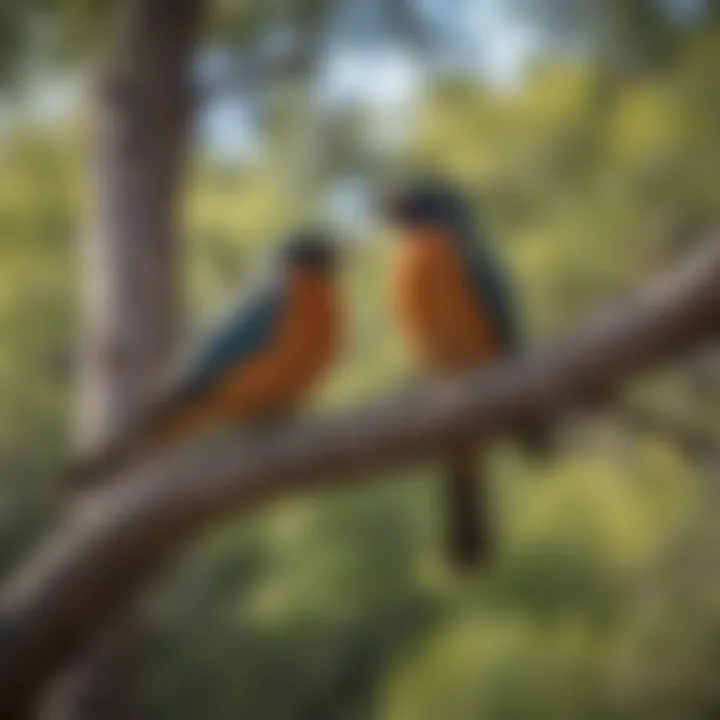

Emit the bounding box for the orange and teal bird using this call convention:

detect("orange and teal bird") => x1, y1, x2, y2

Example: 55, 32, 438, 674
72, 230, 342, 485
386, 177, 538, 569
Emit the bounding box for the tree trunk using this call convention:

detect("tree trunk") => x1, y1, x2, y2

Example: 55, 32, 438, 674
42, 1, 204, 718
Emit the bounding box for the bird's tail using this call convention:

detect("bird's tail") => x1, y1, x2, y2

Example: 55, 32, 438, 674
444, 453, 492, 570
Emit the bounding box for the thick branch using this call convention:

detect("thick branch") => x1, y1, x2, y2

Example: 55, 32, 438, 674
1, 240, 720, 716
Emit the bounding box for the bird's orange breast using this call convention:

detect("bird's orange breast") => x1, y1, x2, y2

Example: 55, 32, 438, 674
158, 270, 340, 444
392, 229, 500, 375
215, 268, 341, 419
145, 268, 340, 451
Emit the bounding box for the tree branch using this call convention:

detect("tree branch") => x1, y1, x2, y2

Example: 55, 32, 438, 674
0, 240, 719, 716
385, 0, 435, 54
203, 0, 330, 101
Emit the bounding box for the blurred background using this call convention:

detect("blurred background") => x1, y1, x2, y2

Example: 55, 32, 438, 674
2, 0, 720, 718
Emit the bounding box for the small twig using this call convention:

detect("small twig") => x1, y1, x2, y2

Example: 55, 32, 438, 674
610, 401, 719, 459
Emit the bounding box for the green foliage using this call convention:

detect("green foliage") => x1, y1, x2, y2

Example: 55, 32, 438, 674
0, 0, 320, 86
0, 124, 80, 570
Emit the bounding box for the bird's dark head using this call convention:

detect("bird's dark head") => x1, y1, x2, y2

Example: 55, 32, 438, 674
281, 229, 340, 274
383, 175, 472, 236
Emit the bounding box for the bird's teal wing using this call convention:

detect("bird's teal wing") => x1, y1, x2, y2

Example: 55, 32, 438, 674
437, 194, 520, 351
456, 228, 521, 352
173, 276, 286, 400
455, 220, 555, 457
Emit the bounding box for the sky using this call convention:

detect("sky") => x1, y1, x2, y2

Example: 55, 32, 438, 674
0, 0, 709, 235
0, 0, 535, 179
200, 0, 538, 161
4, 0, 709, 160
199, 0, 711, 163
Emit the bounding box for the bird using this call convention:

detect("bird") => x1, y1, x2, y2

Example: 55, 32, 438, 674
70, 229, 343, 488
385, 175, 547, 569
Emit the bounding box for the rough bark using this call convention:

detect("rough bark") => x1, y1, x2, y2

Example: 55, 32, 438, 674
77, 0, 203, 450
1, 239, 719, 717
43, 1, 204, 718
